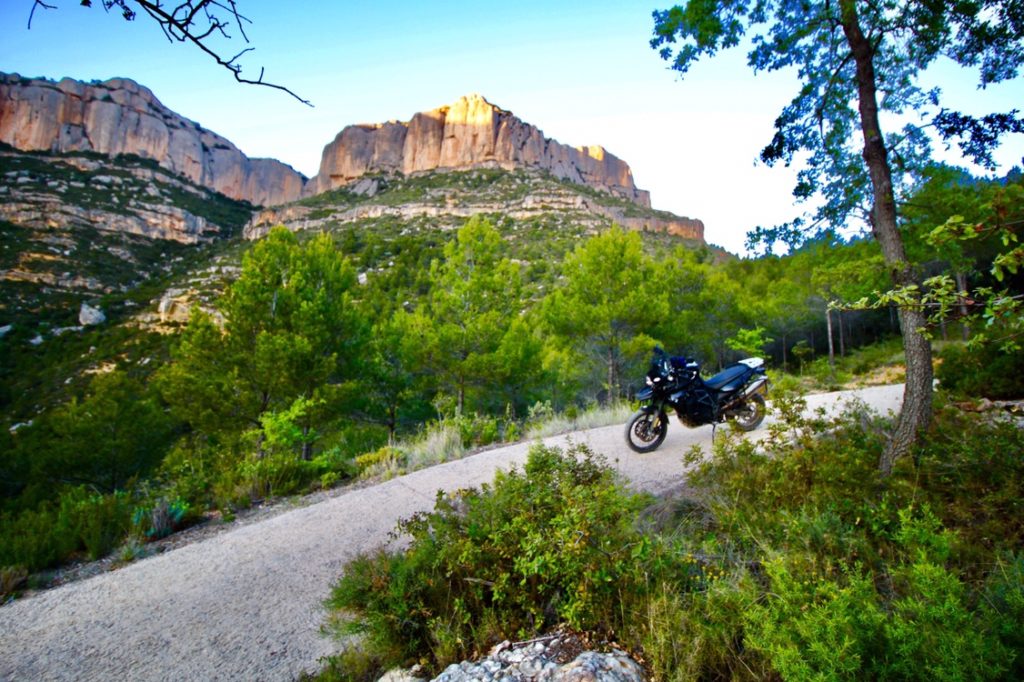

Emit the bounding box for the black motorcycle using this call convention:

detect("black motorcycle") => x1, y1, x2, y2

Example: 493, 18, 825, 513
625, 347, 769, 452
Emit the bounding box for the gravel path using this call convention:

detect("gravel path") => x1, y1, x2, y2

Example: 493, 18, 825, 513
0, 385, 904, 681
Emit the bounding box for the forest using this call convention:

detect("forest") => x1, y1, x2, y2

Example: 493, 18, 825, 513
1, 163, 1021, 591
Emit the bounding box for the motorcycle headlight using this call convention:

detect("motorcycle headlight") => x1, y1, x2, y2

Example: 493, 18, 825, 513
646, 377, 654, 386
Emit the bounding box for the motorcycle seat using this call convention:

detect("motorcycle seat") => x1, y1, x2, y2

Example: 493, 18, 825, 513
704, 364, 749, 391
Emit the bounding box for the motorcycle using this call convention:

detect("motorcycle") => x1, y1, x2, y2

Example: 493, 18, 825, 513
625, 347, 769, 452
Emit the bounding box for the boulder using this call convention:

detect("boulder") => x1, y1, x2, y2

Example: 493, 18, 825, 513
79, 302, 105, 326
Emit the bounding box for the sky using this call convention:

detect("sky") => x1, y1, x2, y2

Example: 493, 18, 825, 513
2, 0, 1022, 255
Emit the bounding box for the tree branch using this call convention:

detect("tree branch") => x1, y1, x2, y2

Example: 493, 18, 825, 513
27, 0, 55, 28
28, 0, 312, 106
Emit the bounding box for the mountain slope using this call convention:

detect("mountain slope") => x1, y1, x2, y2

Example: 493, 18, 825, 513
248, 167, 704, 242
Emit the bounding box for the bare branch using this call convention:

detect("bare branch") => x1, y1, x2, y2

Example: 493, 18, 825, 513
28, 0, 56, 29
28, 0, 312, 106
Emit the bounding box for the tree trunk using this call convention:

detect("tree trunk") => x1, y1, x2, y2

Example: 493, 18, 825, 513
782, 332, 789, 371
841, 2, 933, 474
826, 306, 836, 372
388, 405, 397, 446
607, 345, 616, 405
838, 309, 846, 357
955, 271, 971, 341
301, 424, 313, 461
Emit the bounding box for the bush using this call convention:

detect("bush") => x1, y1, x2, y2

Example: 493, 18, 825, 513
0, 487, 136, 571
641, 398, 1024, 680
0, 504, 76, 572
937, 342, 1024, 399
327, 443, 655, 675
354, 446, 404, 479
132, 498, 192, 540
60, 488, 134, 561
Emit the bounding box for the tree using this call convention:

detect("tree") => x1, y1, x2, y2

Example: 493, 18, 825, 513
37, 370, 176, 494
358, 311, 426, 444
413, 217, 524, 415
902, 165, 1014, 341
159, 227, 366, 458
652, 1, 1024, 472
29, 0, 310, 104
542, 226, 666, 402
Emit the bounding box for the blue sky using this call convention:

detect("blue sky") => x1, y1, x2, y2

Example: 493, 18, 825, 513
2, 1, 1021, 254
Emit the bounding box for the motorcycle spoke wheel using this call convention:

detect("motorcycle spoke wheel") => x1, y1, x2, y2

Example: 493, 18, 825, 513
730, 393, 766, 432
625, 409, 668, 453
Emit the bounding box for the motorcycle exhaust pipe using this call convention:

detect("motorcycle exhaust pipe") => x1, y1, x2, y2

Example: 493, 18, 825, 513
721, 377, 769, 411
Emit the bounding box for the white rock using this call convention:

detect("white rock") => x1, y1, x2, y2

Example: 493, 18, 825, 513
79, 302, 106, 326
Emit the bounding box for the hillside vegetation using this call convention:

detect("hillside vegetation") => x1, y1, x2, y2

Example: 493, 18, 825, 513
1, 164, 1021, 613
320, 395, 1024, 681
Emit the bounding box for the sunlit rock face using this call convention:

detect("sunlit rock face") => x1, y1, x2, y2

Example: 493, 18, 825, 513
310, 94, 651, 207
1, 76, 661, 213
0, 72, 306, 207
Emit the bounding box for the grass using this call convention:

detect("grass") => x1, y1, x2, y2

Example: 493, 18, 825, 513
777, 336, 909, 393
349, 401, 637, 483
526, 401, 635, 439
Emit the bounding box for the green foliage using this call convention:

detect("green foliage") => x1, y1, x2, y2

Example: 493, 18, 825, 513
725, 326, 772, 358
937, 342, 1024, 399
8, 370, 177, 501
542, 226, 667, 399
328, 443, 653, 673
159, 227, 367, 447
62, 488, 135, 561
132, 497, 191, 540
0, 487, 134, 571
653, 1, 1024, 251
407, 216, 539, 415
0, 504, 78, 572
654, 396, 1024, 679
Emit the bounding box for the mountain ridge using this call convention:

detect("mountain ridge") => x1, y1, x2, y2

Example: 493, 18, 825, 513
0, 73, 700, 238
0, 73, 305, 207
307, 93, 652, 209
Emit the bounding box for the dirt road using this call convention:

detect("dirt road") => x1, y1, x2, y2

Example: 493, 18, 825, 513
0, 385, 904, 681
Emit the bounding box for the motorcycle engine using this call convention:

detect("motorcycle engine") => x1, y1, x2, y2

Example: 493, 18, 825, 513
680, 386, 716, 424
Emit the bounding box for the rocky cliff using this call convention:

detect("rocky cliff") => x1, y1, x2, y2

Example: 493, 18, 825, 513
1, 74, 701, 239
308, 94, 652, 207
0, 73, 306, 207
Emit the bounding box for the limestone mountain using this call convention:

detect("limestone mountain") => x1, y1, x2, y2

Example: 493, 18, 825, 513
0, 74, 703, 240
308, 93, 651, 208
248, 168, 704, 243
0, 73, 306, 207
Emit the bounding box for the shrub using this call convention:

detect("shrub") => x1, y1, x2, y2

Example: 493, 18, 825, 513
652, 396, 1024, 680
327, 443, 654, 675
354, 446, 404, 479
0, 487, 136, 571
0, 565, 28, 600
0, 504, 77, 572
132, 498, 191, 540
936, 342, 1024, 399
60, 488, 134, 561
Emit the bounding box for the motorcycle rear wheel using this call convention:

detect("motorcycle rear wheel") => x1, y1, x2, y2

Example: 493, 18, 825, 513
730, 393, 766, 432
625, 409, 668, 453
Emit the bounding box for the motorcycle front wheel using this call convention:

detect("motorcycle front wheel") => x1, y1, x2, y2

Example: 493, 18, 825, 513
625, 409, 668, 453
729, 393, 766, 432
